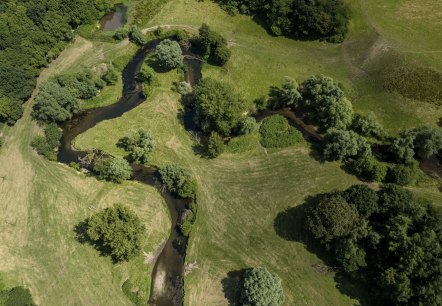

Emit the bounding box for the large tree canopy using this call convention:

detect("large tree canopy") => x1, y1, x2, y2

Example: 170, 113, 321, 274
193, 78, 247, 136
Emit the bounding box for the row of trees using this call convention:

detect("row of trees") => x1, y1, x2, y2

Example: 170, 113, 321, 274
305, 184, 442, 305
215, 0, 350, 43
0, 0, 114, 125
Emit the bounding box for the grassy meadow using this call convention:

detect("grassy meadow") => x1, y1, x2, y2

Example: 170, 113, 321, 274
1, 0, 441, 305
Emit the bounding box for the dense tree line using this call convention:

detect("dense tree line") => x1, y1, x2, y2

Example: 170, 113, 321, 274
215, 0, 350, 43
305, 184, 442, 305
0, 0, 113, 125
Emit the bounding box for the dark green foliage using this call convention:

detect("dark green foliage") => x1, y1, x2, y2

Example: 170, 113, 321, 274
299, 75, 353, 131
306, 192, 359, 243
216, 0, 350, 43
269, 78, 301, 110
102, 64, 119, 85
351, 112, 384, 139
207, 132, 225, 158
322, 129, 371, 161
0, 0, 112, 124
128, 25, 147, 46
155, 39, 183, 70
259, 115, 303, 148
254, 96, 269, 111
113, 26, 129, 40
193, 78, 246, 136
31, 123, 63, 160
240, 267, 285, 306
383, 66, 442, 104
198, 24, 231, 66
32, 81, 79, 123
158, 164, 197, 199
179, 210, 195, 236
349, 156, 387, 182
305, 184, 442, 304
57, 70, 103, 100
137, 64, 158, 85
387, 162, 420, 186
238, 117, 257, 135
117, 129, 156, 164
3, 286, 35, 306
0, 96, 23, 125
83, 204, 145, 262
343, 185, 378, 218
93, 157, 133, 183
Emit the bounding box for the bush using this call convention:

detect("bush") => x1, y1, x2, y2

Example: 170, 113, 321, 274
322, 129, 371, 161
198, 24, 231, 66
137, 64, 158, 85
193, 78, 246, 136
118, 129, 156, 164
93, 157, 133, 183
31, 123, 62, 160
240, 267, 285, 306
349, 156, 387, 182
387, 163, 419, 186
158, 164, 197, 198
269, 78, 301, 110
155, 39, 183, 70
174, 81, 192, 96
259, 115, 303, 148
44, 123, 63, 148
351, 112, 384, 138
102, 64, 119, 85
113, 26, 129, 40
207, 132, 225, 158
0, 96, 23, 125
83, 204, 145, 262
128, 26, 147, 46
239, 117, 257, 135
254, 96, 269, 111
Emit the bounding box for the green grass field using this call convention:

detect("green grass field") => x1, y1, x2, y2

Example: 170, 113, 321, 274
1, 0, 441, 305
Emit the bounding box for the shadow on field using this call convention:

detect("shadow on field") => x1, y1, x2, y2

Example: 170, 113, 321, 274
273, 197, 373, 306
221, 269, 248, 306
74, 219, 114, 262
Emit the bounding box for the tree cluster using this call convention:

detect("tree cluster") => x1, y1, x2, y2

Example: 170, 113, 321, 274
155, 39, 183, 71
158, 164, 197, 199
0, 0, 113, 124
198, 24, 231, 66
259, 115, 303, 148
215, 0, 350, 43
117, 128, 156, 164
31, 123, 63, 160
80, 204, 145, 262
305, 184, 442, 304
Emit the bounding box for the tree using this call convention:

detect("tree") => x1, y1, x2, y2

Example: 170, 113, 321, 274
155, 39, 183, 70
32, 81, 79, 123
239, 117, 257, 135
84, 204, 145, 262
343, 185, 379, 218
306, 192, 359, 243
259, 115, 303, 148
299, 75, 353, 131
269, 78, 301, 109
128, 25, 146, 46
198, 23, 231, 66
390, 129, 416, 163
193, 78, 246, 136
322, 129, 371, 161
207, 132, 225, 158
351, 112, 384, 138
117, 129, 156, 164
93, 157, 133, 183
349, 156, 387, 182
387, 163, 419, 186
102, 64, 119, 85
137, 64, 158, 85
158, 164, 197, 198
240, 267, 285, 306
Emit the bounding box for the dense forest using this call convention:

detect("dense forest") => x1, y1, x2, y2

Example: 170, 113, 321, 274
0, 0, 113, 125
215, 0, 350, 42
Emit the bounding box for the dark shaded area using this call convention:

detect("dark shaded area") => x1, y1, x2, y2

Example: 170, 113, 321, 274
100, 3, 127, 31
1, 286, 36, 306
221, 269, 248, 306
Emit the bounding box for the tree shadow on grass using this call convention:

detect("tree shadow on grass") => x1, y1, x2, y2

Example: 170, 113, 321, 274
273, 197, 373, 306
74, 219, 114, 262
221, 269, 248, 306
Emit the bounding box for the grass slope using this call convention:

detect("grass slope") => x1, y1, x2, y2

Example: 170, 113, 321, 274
0, 37, 170, 305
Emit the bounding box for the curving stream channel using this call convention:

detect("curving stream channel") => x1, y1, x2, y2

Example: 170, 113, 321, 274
57, 39, 202, 306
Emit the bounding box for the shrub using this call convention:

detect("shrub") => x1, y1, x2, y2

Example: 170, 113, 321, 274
113, 26, 129, 40
212, 45, 231, 66
240, 267, 285, 306
128, 26, 147, 46
269, 78, 301, 110
387, 163, 419, 186
0, 96, 24, 125
158, 164, 197, 198
155, 39, 183, 70
238, 117, 257, 135
299, 75, 353, 131
93, 157, 133, 183
174, 81, 192, 96
44, 123, 63, 148
137, 64, 158, 85
193, 78, 246, 136
350, 156, 387, 182
83, 204, 145, 262
207, 132, 225, 158
198, 24, 231, 66
254, 96, 269, 111
102, 64, 119, 85
351, 112, 384, 138
259, 115, 303, 148
322, 129, 371, 161
31, 123, 62, 160
118, 129, 156, 164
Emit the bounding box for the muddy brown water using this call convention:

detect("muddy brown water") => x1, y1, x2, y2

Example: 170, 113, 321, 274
57, 39, 201, 306
100, 3, 128, 31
